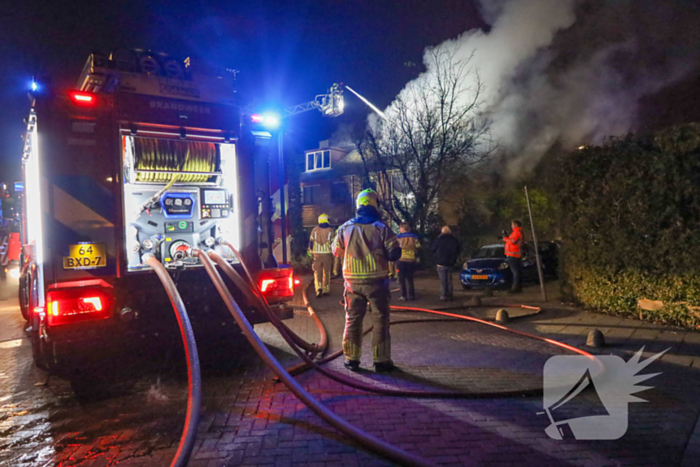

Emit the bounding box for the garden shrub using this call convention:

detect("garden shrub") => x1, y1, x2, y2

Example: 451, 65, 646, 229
290, 254, 313, 276
567, 265, 700, 327
559, 123, 700, 328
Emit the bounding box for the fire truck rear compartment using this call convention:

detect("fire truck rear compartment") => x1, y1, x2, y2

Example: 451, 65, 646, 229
122, 135, 242, 271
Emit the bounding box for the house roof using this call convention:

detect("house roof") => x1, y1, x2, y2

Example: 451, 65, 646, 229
304, 145, 350, 154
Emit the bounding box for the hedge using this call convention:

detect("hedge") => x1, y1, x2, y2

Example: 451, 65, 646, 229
559, 123, 700, 328
567, 265, 700, 328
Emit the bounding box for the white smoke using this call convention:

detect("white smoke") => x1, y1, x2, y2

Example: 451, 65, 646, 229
382, 0, 700, 177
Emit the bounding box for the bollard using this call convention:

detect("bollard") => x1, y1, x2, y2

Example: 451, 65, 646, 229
495, 309, 510, 324
586, 329, 605, 348
470, 296, 482, 307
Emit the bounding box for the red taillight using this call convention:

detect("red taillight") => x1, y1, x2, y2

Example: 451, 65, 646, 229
257, 268, 294, 299
68, 91, 97, 106
82, 297, 103, 311
46, 287, 112, 326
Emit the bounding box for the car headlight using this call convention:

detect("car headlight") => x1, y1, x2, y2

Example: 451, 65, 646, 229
498, 262, 509, 270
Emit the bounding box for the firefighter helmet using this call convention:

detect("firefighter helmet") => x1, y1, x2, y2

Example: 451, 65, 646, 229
318, 213, 329, 224
356, 189, 378, 209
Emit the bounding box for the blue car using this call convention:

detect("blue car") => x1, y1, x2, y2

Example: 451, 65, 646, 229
459, 242, 558, 289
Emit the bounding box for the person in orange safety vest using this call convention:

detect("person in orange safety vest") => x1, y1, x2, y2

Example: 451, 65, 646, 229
502, 219, 524, 293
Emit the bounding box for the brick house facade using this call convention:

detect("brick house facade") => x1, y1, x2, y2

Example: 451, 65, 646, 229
299, 141, 364, 228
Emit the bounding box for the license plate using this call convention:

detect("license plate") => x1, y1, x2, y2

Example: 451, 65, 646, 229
63, 243, 107, 269
472, 275, 488, 280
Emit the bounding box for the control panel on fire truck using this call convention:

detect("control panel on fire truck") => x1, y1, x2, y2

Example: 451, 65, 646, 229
200, 188, 230, 219
122, 136, 240, 271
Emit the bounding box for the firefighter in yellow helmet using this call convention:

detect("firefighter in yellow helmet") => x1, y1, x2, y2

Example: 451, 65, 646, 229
309, 213, 335, 298
332, 189, 401, 372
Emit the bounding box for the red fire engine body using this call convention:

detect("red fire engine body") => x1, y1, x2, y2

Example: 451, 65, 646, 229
19, 51, 292, 372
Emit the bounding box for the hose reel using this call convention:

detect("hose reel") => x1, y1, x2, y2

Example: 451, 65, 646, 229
132, 138, 218, 183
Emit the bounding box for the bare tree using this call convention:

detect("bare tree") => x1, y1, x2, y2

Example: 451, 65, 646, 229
358, 47, 492, 234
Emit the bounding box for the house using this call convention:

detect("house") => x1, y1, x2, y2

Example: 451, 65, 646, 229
298, 140, 461, 231
299, 140, 364, 228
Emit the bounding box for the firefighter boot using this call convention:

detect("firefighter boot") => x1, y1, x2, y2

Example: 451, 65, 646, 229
374, 360, 395, 372
344, 359, 360, 371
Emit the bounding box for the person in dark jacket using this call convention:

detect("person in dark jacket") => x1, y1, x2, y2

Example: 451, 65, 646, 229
432, 226, 461, 301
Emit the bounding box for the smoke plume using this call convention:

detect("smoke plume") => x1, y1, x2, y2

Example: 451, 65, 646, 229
385, 0, 700, 177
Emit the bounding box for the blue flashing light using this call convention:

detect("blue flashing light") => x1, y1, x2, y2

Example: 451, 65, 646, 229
30, 81, 38, 92
262, 113, 280, 129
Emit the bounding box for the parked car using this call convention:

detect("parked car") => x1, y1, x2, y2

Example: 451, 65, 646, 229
459, 241, 559, 289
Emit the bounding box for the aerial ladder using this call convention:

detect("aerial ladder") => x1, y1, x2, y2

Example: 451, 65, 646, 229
270, 84, 345, 264
284, 83, 345, 118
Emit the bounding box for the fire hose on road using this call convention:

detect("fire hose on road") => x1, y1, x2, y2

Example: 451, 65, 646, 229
216, 239, 329, 357
193, 248, 430, 467
214, 242, 596, 398
207, 247, 327, 358
148, 239, 599, 466
143, 254, 202, 467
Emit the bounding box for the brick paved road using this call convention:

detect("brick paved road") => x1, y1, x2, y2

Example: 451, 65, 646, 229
1, 275, 700, 466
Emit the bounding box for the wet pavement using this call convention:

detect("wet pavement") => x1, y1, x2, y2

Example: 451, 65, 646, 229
1, 273, 700, 466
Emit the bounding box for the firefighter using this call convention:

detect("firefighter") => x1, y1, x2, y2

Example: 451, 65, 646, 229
309, 213, 335, 298
503, 219, 524, 293
388, 260, 397, 281
332, 189, 401, 372
396, 222, 420, 301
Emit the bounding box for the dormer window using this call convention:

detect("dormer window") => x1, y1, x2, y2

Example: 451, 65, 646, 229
306, 150, 331, 171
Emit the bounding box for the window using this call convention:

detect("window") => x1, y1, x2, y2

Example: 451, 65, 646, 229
303, 185, 321, 205
307, 153, 315, 171
331, 182, 351, 204
473, 246, 506, 259
305, 150, 332, 171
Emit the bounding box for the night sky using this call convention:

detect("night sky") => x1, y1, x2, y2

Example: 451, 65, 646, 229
0, 0, 485, 182
2, 0, 700, 185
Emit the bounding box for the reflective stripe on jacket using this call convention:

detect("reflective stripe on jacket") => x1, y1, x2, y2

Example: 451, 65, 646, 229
310, 226, 334, 254
332, 219, 399, 281
504, 226, 523, 258
397, 232, 420, 262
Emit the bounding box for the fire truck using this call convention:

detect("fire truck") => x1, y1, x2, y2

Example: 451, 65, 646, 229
20, 49, 294, 373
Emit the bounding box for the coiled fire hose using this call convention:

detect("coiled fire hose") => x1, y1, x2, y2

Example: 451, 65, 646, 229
207, 248, 327, 357
143, 254, 201, 467
133, 138, 216, 183
215, 239, 328, 356
213, 241, 597, 398
278, 296, 598, 398
201, 241, 599, 464
193, 249, 430, 467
